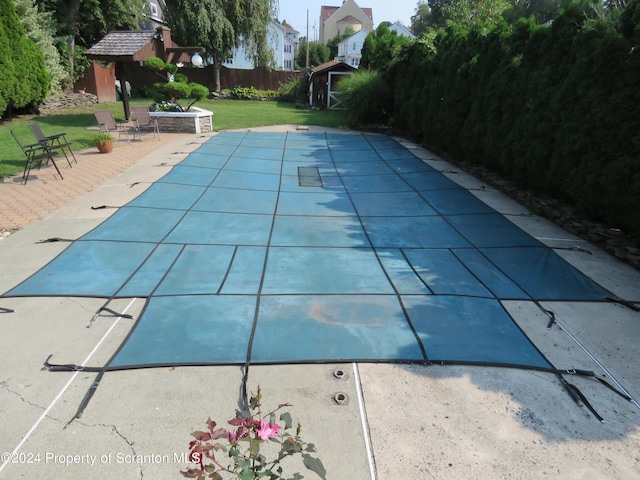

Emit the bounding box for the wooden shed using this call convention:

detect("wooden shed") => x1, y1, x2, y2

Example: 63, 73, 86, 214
84, 26, 197, 119
308, 60, 356, 109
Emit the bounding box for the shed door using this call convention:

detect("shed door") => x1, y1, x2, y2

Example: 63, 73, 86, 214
327, 71, 351, 109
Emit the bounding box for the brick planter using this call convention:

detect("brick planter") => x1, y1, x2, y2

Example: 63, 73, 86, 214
149, 107, 213, 134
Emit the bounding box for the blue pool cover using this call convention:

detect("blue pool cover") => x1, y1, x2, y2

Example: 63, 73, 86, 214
3, 131, 614, 371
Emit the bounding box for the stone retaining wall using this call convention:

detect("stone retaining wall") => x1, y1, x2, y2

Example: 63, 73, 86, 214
38, 93, 98, 115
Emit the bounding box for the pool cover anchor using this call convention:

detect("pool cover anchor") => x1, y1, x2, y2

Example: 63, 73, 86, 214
36, 237, 74, 244
42, 354, 101, 373
91, 205, 120, 210
87, 305, 134, 328
555, 368, 633, 423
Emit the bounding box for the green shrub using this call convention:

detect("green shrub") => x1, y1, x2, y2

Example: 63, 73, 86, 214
389, 4, 640, 237
337, 70, 392, 126
156, 81, 190, 99
145, 56, 165, 71
174, 73, 188, 83
277, 77, 307, 103
229, 85, 259, 100
0, 0, 49, 118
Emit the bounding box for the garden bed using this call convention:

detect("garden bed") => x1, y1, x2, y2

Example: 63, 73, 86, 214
149, 107, 213, 134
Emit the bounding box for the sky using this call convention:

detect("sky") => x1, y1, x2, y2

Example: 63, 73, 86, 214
276, 0, 419, 40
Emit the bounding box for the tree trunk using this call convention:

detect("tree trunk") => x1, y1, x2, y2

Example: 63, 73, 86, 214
213, 59, 222, 93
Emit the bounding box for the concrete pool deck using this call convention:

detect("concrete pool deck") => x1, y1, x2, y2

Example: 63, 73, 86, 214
0, 125, 639, 479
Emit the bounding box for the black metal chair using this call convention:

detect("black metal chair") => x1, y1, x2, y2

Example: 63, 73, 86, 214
29, 123, 77, 167
11, 130, 63, 184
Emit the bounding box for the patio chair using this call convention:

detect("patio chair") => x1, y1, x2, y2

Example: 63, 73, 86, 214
131, 106, 160, 140
29, 123, 77, 167
94, 110, 132, 142
11, 130, 63, 184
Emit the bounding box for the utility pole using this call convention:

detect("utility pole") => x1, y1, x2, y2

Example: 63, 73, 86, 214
306, 9, 310, 68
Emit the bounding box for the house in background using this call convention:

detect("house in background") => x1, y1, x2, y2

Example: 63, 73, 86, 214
320, 0, 373, 43
223, 21, 296, 71
388, 21, 416, 39
336, 29, 369, 68
282, 23, 301, 51
143, 1, 164, 29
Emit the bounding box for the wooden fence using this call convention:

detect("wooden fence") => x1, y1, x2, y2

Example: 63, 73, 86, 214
113, 64, 304, 93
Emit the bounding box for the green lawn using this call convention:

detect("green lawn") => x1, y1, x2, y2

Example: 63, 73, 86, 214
0, 98, 349, 178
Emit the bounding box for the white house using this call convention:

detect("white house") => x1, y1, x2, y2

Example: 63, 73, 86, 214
223, 21, 297, 71
336, 29, 369, 68
388, 21, 416, 39
282, 23, 300, 50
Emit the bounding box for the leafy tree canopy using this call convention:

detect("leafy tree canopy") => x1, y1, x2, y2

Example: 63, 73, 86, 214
361, 23, 414, 72
15, 0, 66, 94
160, 0, 278, 92
295, 40, 330, 69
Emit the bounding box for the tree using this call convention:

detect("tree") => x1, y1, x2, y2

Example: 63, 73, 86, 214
361, 23, 414, 72
0, 0, 49, 118
146, 56, 209, 111
15, 0, 66, 95
295, 40, 330, 69
411, 0, 450, 34
502, 0, 563, 24
35, 0, 147, 90
442, 0, 511, 33
161, 0, 278, 92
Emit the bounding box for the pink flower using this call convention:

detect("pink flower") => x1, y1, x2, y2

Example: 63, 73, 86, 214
227, 426, 248, 443
256, 419, 280, 440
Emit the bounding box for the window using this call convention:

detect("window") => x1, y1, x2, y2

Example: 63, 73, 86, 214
284, 60, 293, 70
149, 2, 158, 16
352, 42, 357, 51
284, 45, 292, 53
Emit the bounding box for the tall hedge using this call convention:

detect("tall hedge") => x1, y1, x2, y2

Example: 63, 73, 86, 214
391, 2, 640, 237
0, 0, 50, 118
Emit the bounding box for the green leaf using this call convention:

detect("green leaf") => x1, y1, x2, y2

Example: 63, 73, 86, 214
250, 438, 261, 456
238, 469, 254, 480
279, 412, 293, 429
303, 454, 327, 479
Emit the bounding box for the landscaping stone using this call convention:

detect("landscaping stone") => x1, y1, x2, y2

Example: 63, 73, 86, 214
38, 93, 98, 115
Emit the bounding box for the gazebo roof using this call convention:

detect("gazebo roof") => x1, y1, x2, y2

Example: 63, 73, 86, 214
86, 31, 157, 62
85, 28, 191, 64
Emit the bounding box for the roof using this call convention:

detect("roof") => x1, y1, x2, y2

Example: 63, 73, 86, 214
86, 31, 157, 58
85, 29, 189, 63
282, 24, 299, 34
321, 2, 373, 23
310, 59, 357, 75
336, 15, 363, 25
389, 21, 416, 38
337, 29, 370, 45
321, 6, 340, 22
